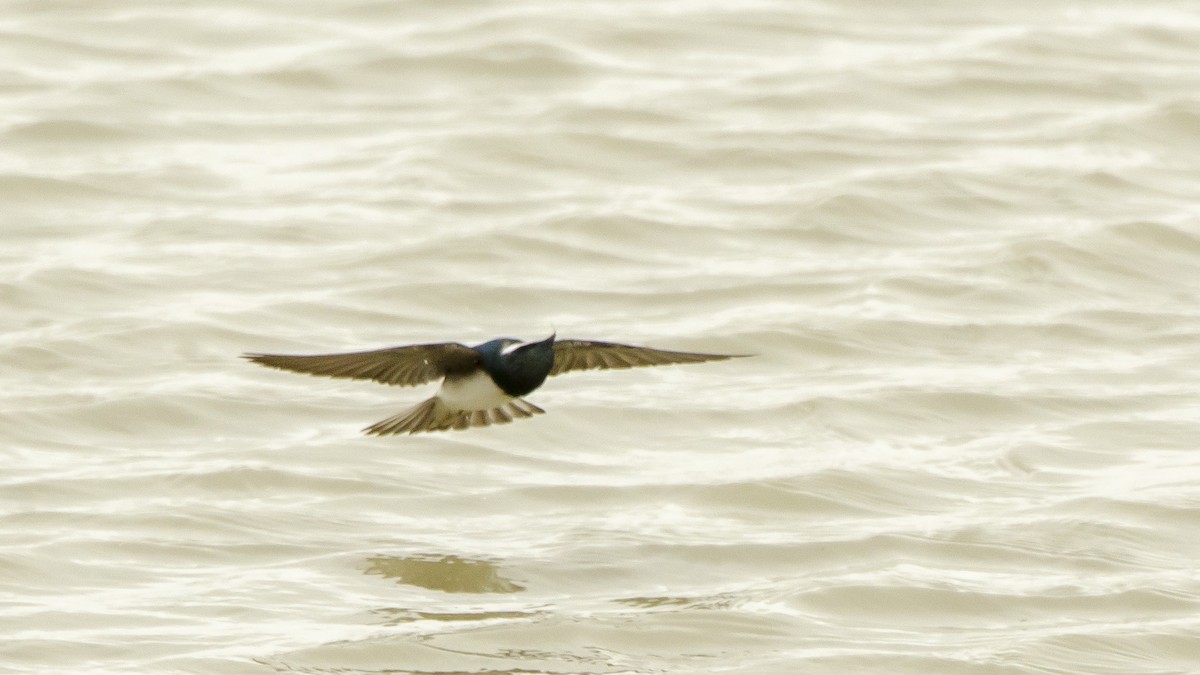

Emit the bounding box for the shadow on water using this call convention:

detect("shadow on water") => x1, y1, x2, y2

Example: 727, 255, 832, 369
255, 557, 549, 673
364, 554, 525, 594
371, 605, 541, 626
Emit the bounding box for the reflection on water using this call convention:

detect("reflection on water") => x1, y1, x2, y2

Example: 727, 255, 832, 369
364, 554, 525, 594
614, 594, 734, 610
372, 606, 540, 626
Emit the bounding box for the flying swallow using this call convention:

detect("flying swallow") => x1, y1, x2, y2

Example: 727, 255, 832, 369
243, 334, 746, 435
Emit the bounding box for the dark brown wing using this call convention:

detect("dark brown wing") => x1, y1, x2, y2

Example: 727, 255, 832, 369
550, 340, 746, 376
242, 342, 480, 387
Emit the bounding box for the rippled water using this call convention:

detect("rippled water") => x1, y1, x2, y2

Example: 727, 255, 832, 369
4, 1, 1200, 673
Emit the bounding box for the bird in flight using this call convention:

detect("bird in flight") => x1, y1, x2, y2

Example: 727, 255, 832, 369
242, 334, 745, 435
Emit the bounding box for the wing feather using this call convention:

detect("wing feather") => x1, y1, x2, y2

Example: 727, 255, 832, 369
550, 340, 745, 376
242, 342, 480, 387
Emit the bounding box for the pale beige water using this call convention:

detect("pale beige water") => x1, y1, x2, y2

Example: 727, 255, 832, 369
4, 2, 1200, 674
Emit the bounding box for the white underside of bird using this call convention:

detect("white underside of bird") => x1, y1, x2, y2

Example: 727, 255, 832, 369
364, 370, 544, 435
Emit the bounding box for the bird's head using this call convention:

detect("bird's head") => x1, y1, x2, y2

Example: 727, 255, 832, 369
473, 333, 556, 397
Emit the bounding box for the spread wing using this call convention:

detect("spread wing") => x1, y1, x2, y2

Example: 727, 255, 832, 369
242, 342, 480, 387
550, 340, 745, 376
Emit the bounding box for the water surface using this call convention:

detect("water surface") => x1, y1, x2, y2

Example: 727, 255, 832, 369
4, 1, 1200, 673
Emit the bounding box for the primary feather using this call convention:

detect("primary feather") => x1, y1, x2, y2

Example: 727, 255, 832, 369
241, 342, 479, 387
549, 340, 741, 376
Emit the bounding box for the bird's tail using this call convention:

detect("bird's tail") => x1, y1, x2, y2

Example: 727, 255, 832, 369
365, 397, 545, 436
